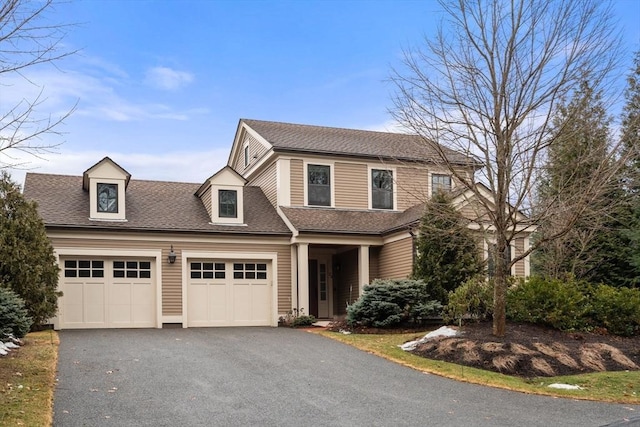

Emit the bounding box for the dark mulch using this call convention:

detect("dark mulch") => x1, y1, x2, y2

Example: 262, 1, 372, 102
329, 320, 640, 378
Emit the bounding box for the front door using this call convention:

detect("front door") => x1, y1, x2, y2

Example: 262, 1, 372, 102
309, 257, 331, 319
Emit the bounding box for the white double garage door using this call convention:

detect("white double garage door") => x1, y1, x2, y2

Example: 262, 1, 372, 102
58, 257, 272, 329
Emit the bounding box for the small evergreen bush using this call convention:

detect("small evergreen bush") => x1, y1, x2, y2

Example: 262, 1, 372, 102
443, 276, 494, 324
506, 276, 588, 331
347, 279, 442, 328
586, 285, 640, 337
0, 286, 33, 338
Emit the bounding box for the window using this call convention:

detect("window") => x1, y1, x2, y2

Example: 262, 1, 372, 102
219, 190, 237, 218
431, 174, 451, 195
113, 261, 151, 279
97, 183, 118, 213
371, 169, 393, 209
308, 164, 331, 206
487, 244, 512, 278
190, 262, 225, 279
244, 145, 250, 167
64, 260, 104, 278
233, 263, 267, 280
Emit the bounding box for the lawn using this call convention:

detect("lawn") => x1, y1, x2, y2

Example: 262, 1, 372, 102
318, 329, 640, 404
0, 330, 59, 426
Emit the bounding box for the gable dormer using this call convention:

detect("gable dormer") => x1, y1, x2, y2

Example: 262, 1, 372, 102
82, 157, 131, 221
195, 166, 246, 225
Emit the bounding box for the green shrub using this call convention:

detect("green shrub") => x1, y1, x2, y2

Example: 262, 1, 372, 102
291, 314, 316, 328
587, 285, 640, 336
506, 276, 589, 331
443, 276, 494, 324
0, 286, 33, 338
347, 279, 442, 328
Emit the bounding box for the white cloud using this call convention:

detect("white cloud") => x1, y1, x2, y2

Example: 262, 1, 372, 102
144, 66, 194, 91
5, 148, 229, 187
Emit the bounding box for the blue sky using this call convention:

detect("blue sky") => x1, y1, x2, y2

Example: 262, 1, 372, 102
4, 0, 640, 185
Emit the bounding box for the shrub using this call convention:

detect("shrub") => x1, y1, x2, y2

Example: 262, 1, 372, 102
347, 279, 442, 328
443, 276, 494, 325
586, 285, 640, 336
506, 276, 589, 331
279, 308, 316, 328
0, 286, 33, 338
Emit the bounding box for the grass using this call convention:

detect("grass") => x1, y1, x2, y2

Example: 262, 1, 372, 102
318, 330, 640, 404
0, 330, 59, 426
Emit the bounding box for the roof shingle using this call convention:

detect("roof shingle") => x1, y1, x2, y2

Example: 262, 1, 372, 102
23, 173, 291, 235
242, 119, 470, 164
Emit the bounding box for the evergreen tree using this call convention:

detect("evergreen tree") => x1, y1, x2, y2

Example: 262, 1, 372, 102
534, 80, 636, 285
412, 191, 483, 304
0, 171, 60, 325
621, 52, 640, 281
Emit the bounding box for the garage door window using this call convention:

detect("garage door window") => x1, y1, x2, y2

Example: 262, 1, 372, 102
233, 263, 267, 280
64, 260, 104, 278
191, 262, 225, 279
113, 261, 151, 279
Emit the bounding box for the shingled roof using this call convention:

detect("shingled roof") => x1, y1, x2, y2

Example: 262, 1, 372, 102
242, 119, 471, 164
23, 173, 291, 235
279, 205, 424, 236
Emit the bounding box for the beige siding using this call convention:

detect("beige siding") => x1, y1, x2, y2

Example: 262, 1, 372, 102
513, 237, 526, 277
233, 133, 270, 173
290, 159, 304, 206
248, 162, 278, 207
369, 247, 380, 282
377, 237, 414, 279
200, 186, 212, 220
396, 166, 429, 210
50, 233, 292, 317
334, 162, 368, 209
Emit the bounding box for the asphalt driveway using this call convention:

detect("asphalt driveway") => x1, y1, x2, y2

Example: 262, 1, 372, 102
54, 328, 639, 426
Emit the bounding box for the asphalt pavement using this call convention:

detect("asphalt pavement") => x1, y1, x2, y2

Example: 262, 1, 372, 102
53, 327, 640, 426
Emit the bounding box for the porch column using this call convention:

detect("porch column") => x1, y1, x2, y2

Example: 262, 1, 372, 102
358, 245, 370, 297
297, 243, 310, 313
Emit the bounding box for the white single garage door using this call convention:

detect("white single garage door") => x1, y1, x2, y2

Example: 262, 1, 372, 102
59, 258, 156, 329
187, 260, 272, 327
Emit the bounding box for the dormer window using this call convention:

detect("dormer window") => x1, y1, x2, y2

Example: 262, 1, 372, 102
219, 189, 237, 218
432, 174, 452, 195
97, 183, 118, 213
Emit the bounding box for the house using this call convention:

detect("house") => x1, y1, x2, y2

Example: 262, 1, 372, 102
23, 119, 531, 329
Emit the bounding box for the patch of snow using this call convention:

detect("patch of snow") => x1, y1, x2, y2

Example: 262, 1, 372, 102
548, 383, 584, 390
400, 326, 459, 351
0, 342, 10, 353
3, 342, 19, 349
0, 348, 7, 356
339, 329, 352, 335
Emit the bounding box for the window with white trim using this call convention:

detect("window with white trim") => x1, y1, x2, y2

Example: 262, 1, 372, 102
113, 261, 151, 279
190, 262, 226, 280
64, 260, 104, 278
218, 189, 237, 218
431, 174, 452, 195
233, 263, 267, 280
371, 169, 393, 209
307, 164, 331, 206
97, 183, 118, 213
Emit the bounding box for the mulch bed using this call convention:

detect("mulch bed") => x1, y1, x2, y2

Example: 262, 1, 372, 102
329, 320, 640, 378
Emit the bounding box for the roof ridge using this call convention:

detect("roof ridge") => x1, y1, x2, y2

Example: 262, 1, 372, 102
242, 118, 416, 138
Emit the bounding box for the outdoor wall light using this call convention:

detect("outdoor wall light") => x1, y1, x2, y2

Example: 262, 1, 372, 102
168, 245, 177, 264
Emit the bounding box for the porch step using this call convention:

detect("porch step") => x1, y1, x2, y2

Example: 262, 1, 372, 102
312, 320, 332, 328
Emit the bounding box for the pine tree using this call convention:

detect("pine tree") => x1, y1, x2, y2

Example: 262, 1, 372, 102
534, 79, 636, 285
621, 51, 640, 282
0, 171, 60, 325
412, 192, 483, 304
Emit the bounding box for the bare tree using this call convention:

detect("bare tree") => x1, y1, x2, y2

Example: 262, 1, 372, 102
0, 0, 76, 169
391, 0, 625, 336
